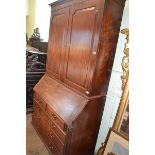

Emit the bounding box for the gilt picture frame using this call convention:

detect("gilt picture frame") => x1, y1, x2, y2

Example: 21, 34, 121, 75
113, 28, 129, 139
102, 128, 129, 155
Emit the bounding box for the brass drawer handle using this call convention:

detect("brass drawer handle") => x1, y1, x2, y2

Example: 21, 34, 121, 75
51, 122, 56, 129
51, 113, 57, 120
48, 133, 55, 138
49, 145, 55, 151
48, 133, 55, 140
50, 134, 55, 138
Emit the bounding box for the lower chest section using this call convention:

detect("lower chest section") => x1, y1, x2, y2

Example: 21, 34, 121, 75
32, 100, 68, 155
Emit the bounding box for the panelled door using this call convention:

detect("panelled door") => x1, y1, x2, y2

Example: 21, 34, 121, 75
46, 8, 69, 80
63, 0, 102, 95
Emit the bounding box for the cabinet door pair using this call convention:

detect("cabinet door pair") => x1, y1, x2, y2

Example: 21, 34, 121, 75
46, 0, 102, 95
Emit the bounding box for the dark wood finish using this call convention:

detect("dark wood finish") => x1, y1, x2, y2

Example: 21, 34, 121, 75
46, 8, 69, 80
50, 120, 66, 143
66, 97, 105, 155
34, 75, 88, 128
33, 94, 47, 110
32, 0, 125, 154
62, 0, 101, 95
46, 104, 66, 131
33, 75, 105, 155
48, 130, 65, 154
46, 0, 125, 96
91, 0, 125, 96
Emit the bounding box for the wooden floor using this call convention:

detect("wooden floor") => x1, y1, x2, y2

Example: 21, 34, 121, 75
26, 114, 49, 155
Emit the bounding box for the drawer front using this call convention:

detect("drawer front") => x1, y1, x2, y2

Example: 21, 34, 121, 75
48, 130, 64, 155
50, 121, 66, 143
33, 101, 42, 115
33, 93, 47, 111
46, 104, 65, 131
33, 102, 41, 120
40, 113, 50, 133
47, 140, 61, 155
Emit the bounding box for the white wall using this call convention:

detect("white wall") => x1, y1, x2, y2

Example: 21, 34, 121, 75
95, 0, 129, 153
35, 0, 57, 41
26, 0, 29, 16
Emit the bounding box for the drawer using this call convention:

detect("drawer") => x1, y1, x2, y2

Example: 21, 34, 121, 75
33, 93, 47, 111
46, 104, 66, 131
33, 101, 42, 114
50, 121, 66, 143
40, 113, 50, 133
47, 140, 61, 155
33, 104, 41, 119
48, 130, 64, 155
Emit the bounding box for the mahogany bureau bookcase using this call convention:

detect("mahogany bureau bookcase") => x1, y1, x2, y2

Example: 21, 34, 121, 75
32, 0, 126, 154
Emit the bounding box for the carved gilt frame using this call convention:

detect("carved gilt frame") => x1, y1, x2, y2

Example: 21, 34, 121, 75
113, 28, 129, 135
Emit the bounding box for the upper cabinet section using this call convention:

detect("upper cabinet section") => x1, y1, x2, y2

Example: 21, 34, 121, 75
46, 8, 69, 80
47, 0, 126, 96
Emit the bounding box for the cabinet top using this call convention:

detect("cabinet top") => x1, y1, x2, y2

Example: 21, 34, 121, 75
49, 0, 66, 6
49, 0, 126, 8
49, 0, 76, 7
49, 0, 101, 8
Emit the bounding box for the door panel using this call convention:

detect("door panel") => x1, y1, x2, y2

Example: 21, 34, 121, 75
46, 8, 69, 79
67, 7, 96, 86
64, 0, 101, 94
